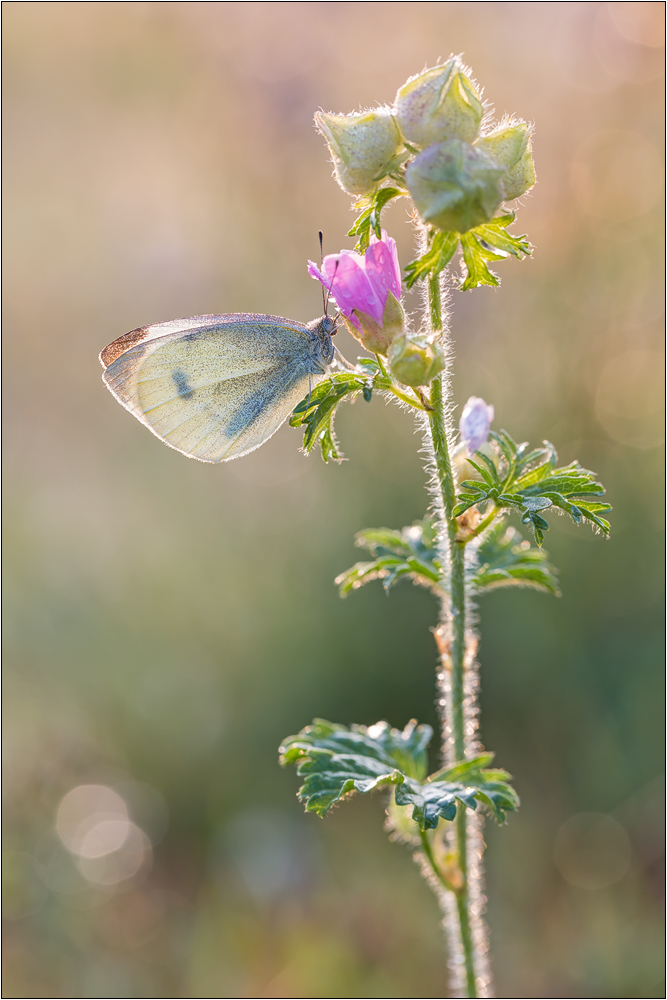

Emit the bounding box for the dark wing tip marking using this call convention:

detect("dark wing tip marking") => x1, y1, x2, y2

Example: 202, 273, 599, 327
99, 326, 150, 368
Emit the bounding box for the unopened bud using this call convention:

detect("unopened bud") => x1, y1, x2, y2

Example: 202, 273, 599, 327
388, 333, 446, 387
315, 108, 402, 197
395, 60, 483, 148
459, 395, 494, 451
405, 138, 505, 233
475, 121, 536, 200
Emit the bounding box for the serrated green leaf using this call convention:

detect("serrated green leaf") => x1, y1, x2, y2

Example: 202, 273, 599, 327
336, 517, 443, 596
456, 433, 611, 543
290, 372, 373, 461
474, 213, 532, 259
458, 215, 532, 290
459, 232, 501, 290
404, 231, 459, 289
427, 756, 519, 824
280, 718, 432, 784
468, 453, 501, 488
403, 214, 532, 292
280, 720, 519, 829
472, 521, 560, 596
347, 187, 406, 252
513, 447, 558, 489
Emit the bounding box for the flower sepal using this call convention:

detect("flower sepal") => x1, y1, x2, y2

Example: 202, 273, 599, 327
345, 290, 406, 355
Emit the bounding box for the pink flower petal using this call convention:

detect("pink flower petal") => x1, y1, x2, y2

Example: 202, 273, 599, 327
368, 231, 401, 298
330, 253, 378, 320
307, 232, 402, 330
307, 260, 326, 284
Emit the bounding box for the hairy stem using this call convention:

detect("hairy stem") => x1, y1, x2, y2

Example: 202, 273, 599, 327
423, 268, 486, 998
428, 375, 467, 761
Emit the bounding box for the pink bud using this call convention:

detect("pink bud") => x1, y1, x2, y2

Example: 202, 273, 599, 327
308, 232, 404, 353
459, 396, 494, 451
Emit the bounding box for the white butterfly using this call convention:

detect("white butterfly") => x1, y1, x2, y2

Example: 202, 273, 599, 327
100, 312, 336, 463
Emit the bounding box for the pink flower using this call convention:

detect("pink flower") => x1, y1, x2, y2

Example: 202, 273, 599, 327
459, 396, 495, 452
308, 232, 403, 353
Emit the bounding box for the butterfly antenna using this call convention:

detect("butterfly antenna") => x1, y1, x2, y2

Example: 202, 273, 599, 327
319, 231, 327, 314
323, 258, 339, 318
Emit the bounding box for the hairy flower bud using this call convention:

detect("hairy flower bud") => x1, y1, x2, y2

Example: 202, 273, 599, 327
475, 121, 536, 200
315, 108, 402, 197
394, 60, 484, 147
405, 138, 505, 233
459, 396, 494, 451
388, 333, 446, 387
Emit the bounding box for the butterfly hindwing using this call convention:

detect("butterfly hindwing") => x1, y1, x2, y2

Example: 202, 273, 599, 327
101, 314, 325, 462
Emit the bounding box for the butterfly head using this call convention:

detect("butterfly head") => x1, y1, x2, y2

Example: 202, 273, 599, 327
320, 313, 338, 338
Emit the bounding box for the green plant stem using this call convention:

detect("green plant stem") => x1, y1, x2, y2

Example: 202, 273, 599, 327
420, 824, 476, 998
456, 811, 477, 1000
419, 830, 457, 894
426, 277, 479, 998
387, 384, 432, 411
375, 353, 431, 411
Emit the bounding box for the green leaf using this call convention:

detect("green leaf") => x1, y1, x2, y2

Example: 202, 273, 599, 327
416, 756, 520, 825
473, 213, 532, 259
472, 520, 560, 596
280, 720, 519, 830
404, 231, 459, 289
455, 434, 611, 543
348, 187, 407, 252
335, 516, 443, 595
459, 232, 503, 291
280, 718, 433, 782
402, 213, 532, 292
290, 371, 375, 462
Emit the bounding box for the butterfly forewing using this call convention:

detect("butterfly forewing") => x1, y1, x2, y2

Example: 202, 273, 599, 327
101, 314, 327, 463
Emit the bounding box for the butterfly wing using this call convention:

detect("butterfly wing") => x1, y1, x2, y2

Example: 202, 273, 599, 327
100, 314, 326, 463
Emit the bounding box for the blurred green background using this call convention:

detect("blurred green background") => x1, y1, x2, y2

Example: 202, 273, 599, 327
3, 3, 664, 997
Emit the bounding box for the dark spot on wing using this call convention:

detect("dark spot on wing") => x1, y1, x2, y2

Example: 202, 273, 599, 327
172, 369, 194, 400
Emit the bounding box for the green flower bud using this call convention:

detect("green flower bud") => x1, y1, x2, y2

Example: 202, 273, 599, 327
405, 138, 505, 233
474, 121, 536, 200
344, 290, 406, 355
394, 60, 484, 147
315, 108, 402, 196
388, 333, 446, 387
